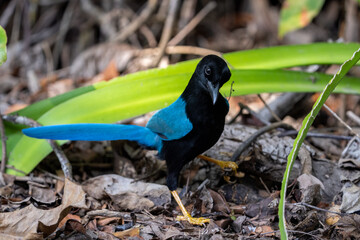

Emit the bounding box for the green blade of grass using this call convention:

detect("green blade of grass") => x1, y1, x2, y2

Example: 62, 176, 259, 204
0, 25, 7, 65
7, 69, 360, 175
278, 48, 360, 239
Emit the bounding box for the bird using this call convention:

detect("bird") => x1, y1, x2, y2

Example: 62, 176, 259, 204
23, 55, 237, 225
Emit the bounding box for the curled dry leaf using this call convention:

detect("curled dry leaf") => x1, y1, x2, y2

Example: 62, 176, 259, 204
0, 179, 86, 239
209, 189, 230, 214
29, 185, 57, 204
340, 184, 360, 213
82, 174, 171, 211
113, 226, 140, 239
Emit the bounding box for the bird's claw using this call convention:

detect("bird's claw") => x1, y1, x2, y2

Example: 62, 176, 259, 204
220, 161, 238, 172
198, 155, 239, 173
176, 215, 210, 225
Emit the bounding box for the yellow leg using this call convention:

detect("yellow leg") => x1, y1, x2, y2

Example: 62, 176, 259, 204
171, 190, 210, 225
198, 155, 244, 180
198, 155, 238, 172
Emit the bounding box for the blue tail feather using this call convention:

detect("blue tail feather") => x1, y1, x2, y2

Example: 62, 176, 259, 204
22, 123, 162, 151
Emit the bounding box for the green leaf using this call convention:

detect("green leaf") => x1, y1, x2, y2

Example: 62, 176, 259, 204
279, 0, 325, 37
278, 48, 360, 239
0, 25, 7, 66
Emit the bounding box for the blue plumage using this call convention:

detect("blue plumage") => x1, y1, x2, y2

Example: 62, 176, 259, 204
23, 123, 163, 151
23, 95, 193, 151
146, 96, 192, 140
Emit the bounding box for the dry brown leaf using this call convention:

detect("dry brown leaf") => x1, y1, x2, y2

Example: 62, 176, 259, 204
58, 214, 82, 229
112, 226, 140, 239
0, 179, 86, 239
254, 225, 275, 236
209, 189, 230, 214
82, 174, 171, 211
47, 78, 74, 98
86, 219, 97, 231
65, 219, 87, 235
97, 217, 122, 226
4, 103, 28, 114
90, 60, 119, 84
341, 184, 360, 213
29, 185, 57, 204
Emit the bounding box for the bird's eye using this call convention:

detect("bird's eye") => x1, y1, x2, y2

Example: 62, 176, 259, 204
204, 66, 211, 76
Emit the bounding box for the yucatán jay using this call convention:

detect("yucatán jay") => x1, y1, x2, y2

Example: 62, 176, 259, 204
23, 55, 237, 225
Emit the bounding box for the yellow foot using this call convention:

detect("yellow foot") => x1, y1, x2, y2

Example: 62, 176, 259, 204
198, 155, 238, 172
171, 190, 211, 226
176, 215, 210, 225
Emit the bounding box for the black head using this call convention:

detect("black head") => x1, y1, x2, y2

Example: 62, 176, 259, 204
193, 55, 231, 104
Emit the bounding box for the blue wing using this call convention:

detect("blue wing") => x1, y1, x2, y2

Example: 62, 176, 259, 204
22, 123, 162, 151
146, 96, 192, 140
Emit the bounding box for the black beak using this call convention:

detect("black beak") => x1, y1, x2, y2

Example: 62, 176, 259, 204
206, 81, 219, 105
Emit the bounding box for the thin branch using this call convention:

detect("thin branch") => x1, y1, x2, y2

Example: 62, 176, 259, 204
230, 122, 294, 162
14, 175, 59, 184
53, 0, 77, 68
168, 1, 217, 46
346, 110, 360, 126
2, 114, 73, 180
112, 0, 158, 42
80, 0, 104, 20
5, 164, 27, 175
153, 0, 180, 66
165, 45, 221, 56
257, 94, 282, 122
0, 0, 17, 27
324, 104, 360, 137
278, 130, 352, 140
292, 202, 346, 216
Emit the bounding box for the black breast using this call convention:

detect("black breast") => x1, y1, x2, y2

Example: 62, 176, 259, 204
160, 91, 228, 190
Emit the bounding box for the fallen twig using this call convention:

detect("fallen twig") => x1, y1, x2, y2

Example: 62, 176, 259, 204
230, 122, 294, 162
257, 94, 282, 122
324, 104, 360, 137
346, 110, 360, 126
292, 202, 346, 216
86, 209, 151, 222
2, 114, 73, 180
278, 130, 352, 140
14, 175, 60, 184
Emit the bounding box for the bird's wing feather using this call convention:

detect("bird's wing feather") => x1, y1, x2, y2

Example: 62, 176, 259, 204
146, 97, 193, 140
22, 123, 162, 150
